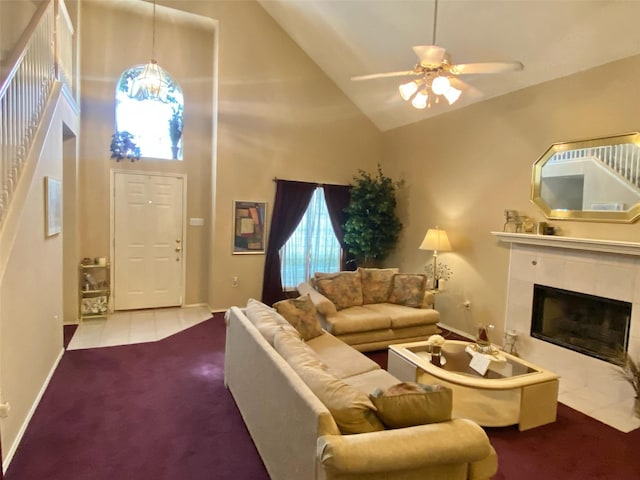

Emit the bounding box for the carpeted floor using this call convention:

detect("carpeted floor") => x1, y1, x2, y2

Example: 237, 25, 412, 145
6, 313, 640, 479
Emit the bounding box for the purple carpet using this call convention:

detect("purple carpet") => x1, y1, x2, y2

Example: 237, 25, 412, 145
6, 314, 269, 480
6, 315, 640, 479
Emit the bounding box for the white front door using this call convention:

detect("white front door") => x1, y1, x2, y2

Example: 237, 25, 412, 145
113, 172, 184, 310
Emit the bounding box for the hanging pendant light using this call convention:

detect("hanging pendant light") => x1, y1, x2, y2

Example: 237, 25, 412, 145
127, 0, 170, 102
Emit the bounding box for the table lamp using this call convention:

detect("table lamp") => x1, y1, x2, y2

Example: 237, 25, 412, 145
419, 226, 452, 289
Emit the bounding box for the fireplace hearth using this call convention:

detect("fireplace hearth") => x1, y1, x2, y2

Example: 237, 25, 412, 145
531, 284, 631, 364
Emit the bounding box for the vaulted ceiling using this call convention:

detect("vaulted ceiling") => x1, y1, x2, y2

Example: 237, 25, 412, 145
258, 0, 640, 131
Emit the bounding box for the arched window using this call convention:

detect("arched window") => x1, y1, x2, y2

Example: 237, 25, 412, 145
115, 65, 184, 160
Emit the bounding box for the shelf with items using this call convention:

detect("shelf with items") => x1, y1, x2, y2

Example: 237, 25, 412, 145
79, 258, 111, 322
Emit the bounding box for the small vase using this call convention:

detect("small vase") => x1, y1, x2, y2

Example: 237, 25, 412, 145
430, 345, 442, 365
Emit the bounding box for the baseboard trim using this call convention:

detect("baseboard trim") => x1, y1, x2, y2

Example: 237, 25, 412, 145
3, 347, 65, 473
438, 323, 475, 341
182, 302, 212, 311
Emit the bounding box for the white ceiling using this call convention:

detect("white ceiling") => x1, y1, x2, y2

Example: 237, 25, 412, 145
258, 0, 640, 131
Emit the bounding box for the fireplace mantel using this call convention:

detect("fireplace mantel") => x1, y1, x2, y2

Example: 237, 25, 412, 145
492, 231, 640, 256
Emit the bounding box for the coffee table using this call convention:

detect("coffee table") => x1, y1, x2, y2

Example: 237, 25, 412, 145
388, 340, 559, 431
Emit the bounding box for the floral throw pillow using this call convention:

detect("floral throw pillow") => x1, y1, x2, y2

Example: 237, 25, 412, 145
388, 274, 427, 308
315, 271, 363, 310
359, 267, 399, 304
273, 295, 323, 341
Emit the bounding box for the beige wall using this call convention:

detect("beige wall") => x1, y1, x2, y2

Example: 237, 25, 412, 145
79, 0, 381, 310
0, 0, 44, 67
79, 1, 214, 305
383, 54, 640, 342
0, 88, 79, 465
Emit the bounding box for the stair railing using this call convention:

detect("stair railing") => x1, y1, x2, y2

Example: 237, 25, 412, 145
0, 0, 74, 226
550, 144, 640, 190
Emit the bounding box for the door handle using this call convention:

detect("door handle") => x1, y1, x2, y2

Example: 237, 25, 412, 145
175, 247, 182, 252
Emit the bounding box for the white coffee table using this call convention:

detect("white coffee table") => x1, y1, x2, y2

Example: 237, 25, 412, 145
388, 340, 559, 431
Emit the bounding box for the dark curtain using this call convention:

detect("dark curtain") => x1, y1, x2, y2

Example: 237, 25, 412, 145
261, 180, 315, 306
323, 183, 354, 271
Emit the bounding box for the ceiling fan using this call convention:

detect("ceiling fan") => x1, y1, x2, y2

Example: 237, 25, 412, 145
351, 0, 524, 109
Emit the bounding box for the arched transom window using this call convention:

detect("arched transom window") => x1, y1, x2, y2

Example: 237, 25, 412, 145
115, 65, 184, 160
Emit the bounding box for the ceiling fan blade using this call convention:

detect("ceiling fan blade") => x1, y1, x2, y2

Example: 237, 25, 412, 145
451, 61, 524, 75
350, 70, 415, 81
412, 45, 447, 66
449, 77, 482, 99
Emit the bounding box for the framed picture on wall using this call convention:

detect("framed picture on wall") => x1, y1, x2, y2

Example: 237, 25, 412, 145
233, 201, 267, 254
45, 176, 62, 237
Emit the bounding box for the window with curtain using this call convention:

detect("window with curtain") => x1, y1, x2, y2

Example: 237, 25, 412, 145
280, 187, 341, 290
115, 66, 184, 160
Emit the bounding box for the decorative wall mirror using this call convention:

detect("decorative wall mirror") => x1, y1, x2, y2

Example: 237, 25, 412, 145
531, 132, 640, 223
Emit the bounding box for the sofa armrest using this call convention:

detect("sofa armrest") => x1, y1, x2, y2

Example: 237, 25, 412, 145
318, 418, 494, 475
297, 281, 338, 315
422, 290, 435, 309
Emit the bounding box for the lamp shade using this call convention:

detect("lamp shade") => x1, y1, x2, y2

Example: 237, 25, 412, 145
419, 227, 452, 252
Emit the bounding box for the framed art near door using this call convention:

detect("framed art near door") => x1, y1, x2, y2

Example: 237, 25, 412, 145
45, 176, 62, 237
233, 201, 266, 254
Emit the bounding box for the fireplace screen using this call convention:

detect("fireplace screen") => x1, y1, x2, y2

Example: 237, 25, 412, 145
531, 284, 631, 363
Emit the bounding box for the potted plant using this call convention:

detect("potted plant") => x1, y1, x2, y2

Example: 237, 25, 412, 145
343, 164, 403, 267
618, 353, 640, 417
110, 131, 141, 162
169, 106, 183, 160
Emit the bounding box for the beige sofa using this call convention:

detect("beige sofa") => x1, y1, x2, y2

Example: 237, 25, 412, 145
298, 268, 440, 352
224, 299, 498, 480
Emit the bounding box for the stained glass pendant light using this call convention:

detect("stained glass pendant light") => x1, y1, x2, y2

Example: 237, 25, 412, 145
127, 0, 171, 102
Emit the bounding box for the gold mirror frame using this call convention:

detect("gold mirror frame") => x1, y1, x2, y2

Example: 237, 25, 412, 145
531, 132, 640, 223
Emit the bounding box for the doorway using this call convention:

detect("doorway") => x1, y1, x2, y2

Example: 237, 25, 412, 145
112, 171, 186, 310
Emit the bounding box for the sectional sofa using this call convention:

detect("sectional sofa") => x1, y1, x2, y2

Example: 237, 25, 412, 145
224, 298, 498, 480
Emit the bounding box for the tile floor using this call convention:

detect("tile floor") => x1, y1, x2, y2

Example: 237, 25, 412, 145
559, 381, 640, 433
67, 305, 213, 350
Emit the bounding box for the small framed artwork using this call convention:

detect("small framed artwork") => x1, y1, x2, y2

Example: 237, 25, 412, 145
233, 201, 267, 254
45, 176, 62, 237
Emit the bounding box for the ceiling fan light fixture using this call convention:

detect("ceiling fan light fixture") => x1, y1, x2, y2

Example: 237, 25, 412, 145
411, 90, 428, 109
443, 86, 462, 105
399, 80, 421, 101
431, 75, 451, 95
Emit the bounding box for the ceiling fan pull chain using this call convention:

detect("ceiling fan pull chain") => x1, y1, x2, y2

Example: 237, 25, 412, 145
432, 0, 439, 45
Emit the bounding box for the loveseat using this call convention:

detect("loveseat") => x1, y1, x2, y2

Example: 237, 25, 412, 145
224, 298, 498, 480
298, 268, 440, 351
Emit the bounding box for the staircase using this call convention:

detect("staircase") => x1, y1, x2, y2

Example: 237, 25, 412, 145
548, 143, 640, 190
0, 0, 75, 227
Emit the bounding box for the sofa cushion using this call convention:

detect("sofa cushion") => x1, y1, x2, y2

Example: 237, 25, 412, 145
283, 350, 385, 434
370, 382, 452, 429
306, 332, 380, 378
388, 274, 427, 307
245, 298, 301, 345
315, 271, 364, 310
362, 303, 439, 329
341, 369, 400, 394
297, 281, 338, 316
273, 295, 323, 341
359, 267, 399, 304
273, 328, 329, 371
323, 306, 391, 335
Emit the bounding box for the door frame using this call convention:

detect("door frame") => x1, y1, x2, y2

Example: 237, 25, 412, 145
109, 169, 188, 310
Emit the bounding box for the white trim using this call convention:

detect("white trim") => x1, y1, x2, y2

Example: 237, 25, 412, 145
2, 347, 64, 474
182, 302, 212, 311
492, 231, 640, 256
438, 323, 475, 341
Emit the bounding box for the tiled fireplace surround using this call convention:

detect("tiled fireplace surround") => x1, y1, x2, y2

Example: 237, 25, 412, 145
495, 232, 640, 432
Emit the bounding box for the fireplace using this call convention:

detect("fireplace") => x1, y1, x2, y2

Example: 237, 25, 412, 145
531, 284, 631, 364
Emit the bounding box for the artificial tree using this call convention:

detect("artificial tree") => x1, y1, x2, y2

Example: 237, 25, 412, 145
343, 164, 403, 267
110, 131, 141, 162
